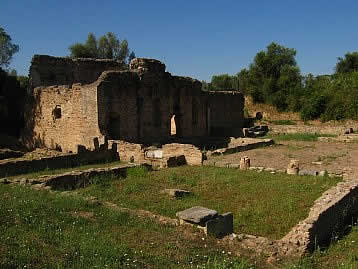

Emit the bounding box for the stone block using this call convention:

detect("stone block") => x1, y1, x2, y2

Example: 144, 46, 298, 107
240, 156, 250, 170
254, 131, 266, 137
299, 170, 318, 176
259, 125, 269, 132
176, 206, 218, 225
205, 212, 233, 238
161, 188, 191, 198
319, 170, 327, 177
287, 159, 299, 175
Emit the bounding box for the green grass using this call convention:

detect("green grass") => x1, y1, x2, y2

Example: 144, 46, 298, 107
265, 133, 337, 142
77, 166, 340, 239
0, 183, 255, 268
268, 120, 297, 125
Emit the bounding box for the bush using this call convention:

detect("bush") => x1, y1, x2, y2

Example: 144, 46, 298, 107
300, 94, 328, 121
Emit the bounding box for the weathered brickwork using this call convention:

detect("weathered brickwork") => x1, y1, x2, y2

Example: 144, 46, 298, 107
24, 56, 244, 153
30, 55, 124, 88
162, 143, 203, 166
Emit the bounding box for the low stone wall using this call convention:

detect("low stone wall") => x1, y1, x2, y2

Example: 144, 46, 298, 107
270, 124, 358, 136
0, 150, 117, 177
162, 143, 203, 166
207, 138, 274, 156
2, 164, 136, 191
109, 140, 203, 167
280, 179, 358, 255
109, 140, 145, 163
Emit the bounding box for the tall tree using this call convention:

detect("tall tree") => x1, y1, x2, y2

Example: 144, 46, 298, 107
68, 43, 91, 58
85, 33, 98, 58
128, 51, 136, 63
335, 52, 358, 74
246, 42, 301, 110
0, 27, 19, 68
69, 32, 135, 64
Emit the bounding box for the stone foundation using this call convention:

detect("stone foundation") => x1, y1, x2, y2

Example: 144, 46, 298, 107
0, 149, 117, 177
108, 140, 203, 167
280, 179, 358, 256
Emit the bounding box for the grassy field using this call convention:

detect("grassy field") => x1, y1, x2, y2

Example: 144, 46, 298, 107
267, 120, 297, 125
265, 133, 337, 142
1, 165, 356, 268
0, 183, 255, 268
77, 166, 340, 239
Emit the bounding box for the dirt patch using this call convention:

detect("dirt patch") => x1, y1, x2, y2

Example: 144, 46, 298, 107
70, 211, 95, 220
206, 140, 358, 179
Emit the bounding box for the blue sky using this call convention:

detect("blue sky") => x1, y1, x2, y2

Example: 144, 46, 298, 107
2, 0, 358, 81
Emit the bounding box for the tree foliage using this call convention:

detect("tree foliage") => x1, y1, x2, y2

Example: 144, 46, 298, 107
69, 32, 134, 64
210, 74, 238, 90
246, 42, 301, 110
0, 27, 19, 68
335, 52, 358, 74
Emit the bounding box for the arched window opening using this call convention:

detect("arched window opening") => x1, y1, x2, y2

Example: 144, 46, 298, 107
170, 115, 177, 136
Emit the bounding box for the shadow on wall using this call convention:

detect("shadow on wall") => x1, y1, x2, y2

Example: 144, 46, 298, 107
21, 91, 45, 150
0, 68, 26, 138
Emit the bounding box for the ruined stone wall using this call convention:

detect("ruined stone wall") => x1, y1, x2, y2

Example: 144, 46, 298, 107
108, 140, 145, 163
162, 143, 203, 166
25, 82, 105, 152
281, 179, 358, 255
25, 56, 245, 153
0, 149, 117, 177
30, 55, 123, 88
207, 91, 245, 136
97, 61, 207, 144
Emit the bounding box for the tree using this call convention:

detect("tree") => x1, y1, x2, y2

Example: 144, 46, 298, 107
128, 51, 136, 63
335, 52, 358, 74
0, 27, 19, 68
69, 43, 92, 58
85, 33, 98, 58
246, 42, 301, 110
69, 32, 135, 64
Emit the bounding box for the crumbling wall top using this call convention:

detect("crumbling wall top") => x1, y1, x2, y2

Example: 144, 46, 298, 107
130, 58, 166, 74
30, 55, 124, 88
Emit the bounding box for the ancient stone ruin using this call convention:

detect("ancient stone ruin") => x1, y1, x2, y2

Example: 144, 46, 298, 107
23, 55, 244, 157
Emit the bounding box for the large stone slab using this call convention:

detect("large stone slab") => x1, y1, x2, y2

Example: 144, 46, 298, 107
206, 212, 233, 238
176, 206, 218, 225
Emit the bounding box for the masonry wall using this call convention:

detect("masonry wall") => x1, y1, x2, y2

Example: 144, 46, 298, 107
207, 91, 245, 136
25, 56, 245, 153
30, 55, 124, 88
162, 143, 203, 166
281, 179, 358, 255
97, 65, 209, 144
25, 82, 105, 152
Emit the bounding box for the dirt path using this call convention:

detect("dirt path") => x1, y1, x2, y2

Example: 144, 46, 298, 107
206, 140, 358, 180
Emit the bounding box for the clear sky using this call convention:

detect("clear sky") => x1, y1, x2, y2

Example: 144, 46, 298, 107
2, 0, 358, 81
